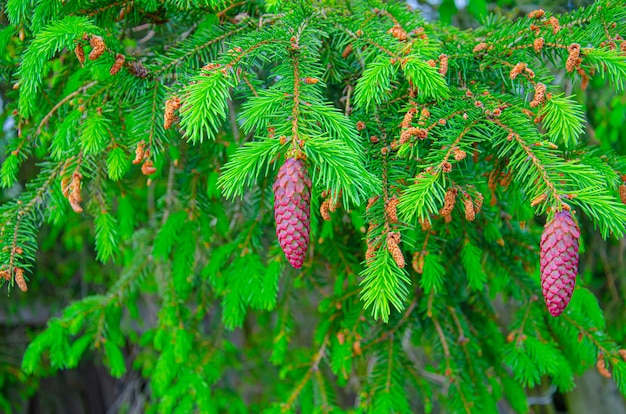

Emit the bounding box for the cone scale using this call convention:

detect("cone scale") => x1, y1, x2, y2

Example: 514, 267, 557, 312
273, 158, 311, 269
540, 210, 580, 317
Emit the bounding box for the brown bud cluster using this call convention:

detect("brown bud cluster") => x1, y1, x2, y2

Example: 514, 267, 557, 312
133, 141, 146, 165
62, 172, 84, 213
14, 267, 27, 292
342, 44, 353, 58
412, 252, 425, 274
320, 199, 331, 221
453, 148, 467, 161
464, 197, 475, 221
438, 54, 449, 76
329, 195, 339, 213
388, 25, 407, 41
531, 193, 547, 207
129, 61, 148, 78
533, 37, 545, 53
600, 40, 618, 50
398, 127, 428, 146
412, 27, 428, 40
202, 63, 221, 73
474, 192, 484, 214
510, 63, 527, 80
530, 83, 547, 108
530, 23, 541, 36
619, 184, 626, 204
510, 63, 536, 80
365, 244, 378, 262
401, 107, 417, 129
472, 43, 490, 53
441, 161, 452, 173
386, 232, 405, 268
386, 197, 399, 223
365, 224, 382, 262
320, 192, 340, 221
528, 9, 545, 19
356, 121, 366, 131
131, 141, 156, 175
89, 35, 106, 60
141, 160, 156, 175
366, 196, 379, 211
416, 128, 429, 139
566, 43, 581, 72
75, 43, 85, 66
597, 355, 611, 378
577, 68, 590, 90
546, 16, 560, 34
110, 53, 125, 75
439, 188, 457, 216
164, 97, 181, 130
303, 77, 319, 85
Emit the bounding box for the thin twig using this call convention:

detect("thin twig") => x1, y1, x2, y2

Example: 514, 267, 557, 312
35, 81, 98, 136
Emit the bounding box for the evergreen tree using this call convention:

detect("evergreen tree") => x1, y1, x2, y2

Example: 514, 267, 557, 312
1, 0, 626, 412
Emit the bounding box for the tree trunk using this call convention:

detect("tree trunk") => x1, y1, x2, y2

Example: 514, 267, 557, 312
566, 369, 626, 414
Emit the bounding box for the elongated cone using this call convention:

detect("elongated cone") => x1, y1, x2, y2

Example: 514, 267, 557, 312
273, 158, 311, 268
540, 210, 580, 317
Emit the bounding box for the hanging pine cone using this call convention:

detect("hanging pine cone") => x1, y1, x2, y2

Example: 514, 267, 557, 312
273, 157, 311, 269
540, 210, 580, 317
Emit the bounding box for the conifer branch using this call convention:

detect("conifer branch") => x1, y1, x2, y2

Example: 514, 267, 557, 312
2, 162, 63, 280
562, 315, 621, 365
432, 315, 451, 363
493, 119, 563, 208
5, 0, 626, 409
82, 1, 127, 18
384, 336, 394, 392
281, 333, 329, 412
313, 369, 331, 412
17, 16, 100, 117
290, 51, 301, 148
361, 298, 417, 353
152, 24, 251, 77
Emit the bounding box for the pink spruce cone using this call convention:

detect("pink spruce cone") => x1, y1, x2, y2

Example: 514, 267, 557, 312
540, 210, 580, 317
273, 157, 311, 269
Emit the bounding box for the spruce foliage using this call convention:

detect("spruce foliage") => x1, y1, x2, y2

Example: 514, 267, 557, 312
1, 0, 626, 412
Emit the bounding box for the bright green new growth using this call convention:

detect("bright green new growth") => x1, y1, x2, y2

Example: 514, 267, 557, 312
1, 0, 626, 412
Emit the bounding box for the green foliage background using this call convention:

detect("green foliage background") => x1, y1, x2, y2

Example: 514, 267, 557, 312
0, 0, 625, 413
